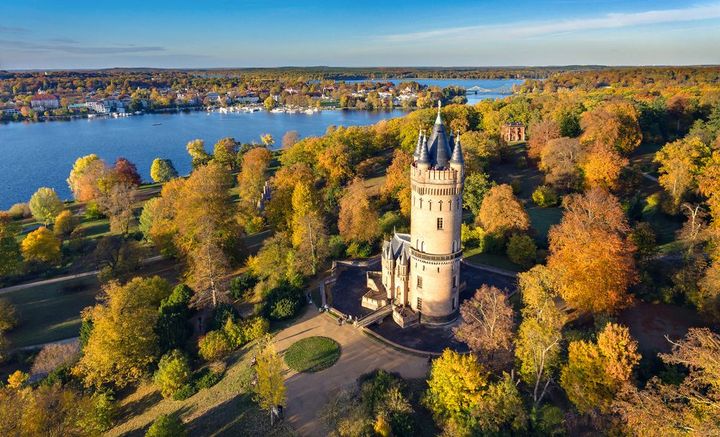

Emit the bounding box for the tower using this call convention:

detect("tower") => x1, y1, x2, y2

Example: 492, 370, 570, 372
409, 101, 464, 324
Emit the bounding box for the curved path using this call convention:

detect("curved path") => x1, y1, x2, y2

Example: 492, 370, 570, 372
274, 306, 429, 437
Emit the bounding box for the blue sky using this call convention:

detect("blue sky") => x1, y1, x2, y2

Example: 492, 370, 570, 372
1, 0, 719, 69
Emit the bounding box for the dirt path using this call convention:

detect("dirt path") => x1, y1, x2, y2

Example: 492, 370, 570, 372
274, 307, 429, 437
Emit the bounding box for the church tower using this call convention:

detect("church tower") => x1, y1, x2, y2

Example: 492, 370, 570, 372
408, 102, 464, 324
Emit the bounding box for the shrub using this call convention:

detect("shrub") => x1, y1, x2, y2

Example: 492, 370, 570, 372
211, 303, 239, 330
346, 241, 372, 258
31, 342, 80, 377
194, 368, 223, 390
265, 282, 304, 320
643, 192, 662, 216
0, 299, 18, 332
531, 185, 559, 207
379, 211, 405, 236
7, 370, 29, 389
145, 414, 187, 437
84, 201, 104, 220
510, 178, 522, 195
242, 316, 269, 342
154, 350, 192, 398
328, 235, 346, 259
229, 273, 257, 301
506, 234, 537, 268
198, 331, 232, 361
7, 203, 31, 219
172, 384, 196, 401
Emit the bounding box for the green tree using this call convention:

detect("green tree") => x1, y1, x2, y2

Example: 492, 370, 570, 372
462, 172, 495, 218
0, 214, 22, 277
145, 414, 187, 437
213, 137, 239, 170
290, 183, 328, 276
150, 158, 178, 183
28, 187, 64, 225
154, 350, 191, 398
506, 233, 537, 268
198, 330, 232, 361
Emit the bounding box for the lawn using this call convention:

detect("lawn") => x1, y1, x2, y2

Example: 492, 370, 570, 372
4, 275, 100, 348
527, 206, 563, 246
108, 345, 296, 437
283, 336, 341, 373
462, 249, 523, 273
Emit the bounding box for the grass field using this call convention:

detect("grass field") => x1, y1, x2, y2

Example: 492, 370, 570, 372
462, 249, 523, 272
108, 346, 296, 437
283, 336, 341, 373
528, 206, 563, 246
4, 275, 99, 348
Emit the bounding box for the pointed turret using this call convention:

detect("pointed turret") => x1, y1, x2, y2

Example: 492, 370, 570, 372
417, 133, 430, 170
413, 130, 422, 160
435, 100, 443, 125
450, 132, 464, 165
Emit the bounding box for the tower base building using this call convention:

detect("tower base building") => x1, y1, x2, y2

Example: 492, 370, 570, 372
363, 103, 465, 327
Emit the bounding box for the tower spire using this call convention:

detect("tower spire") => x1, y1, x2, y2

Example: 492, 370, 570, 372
435, 100, 442, 125
451, 131, 464, 165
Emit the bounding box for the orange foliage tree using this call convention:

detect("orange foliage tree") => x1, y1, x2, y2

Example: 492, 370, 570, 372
547, 188, 637, 314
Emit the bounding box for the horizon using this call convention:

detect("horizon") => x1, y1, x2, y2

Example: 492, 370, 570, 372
2, 0, 720, 69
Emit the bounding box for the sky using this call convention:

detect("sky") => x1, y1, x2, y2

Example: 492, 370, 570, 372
1, 0, 719, 69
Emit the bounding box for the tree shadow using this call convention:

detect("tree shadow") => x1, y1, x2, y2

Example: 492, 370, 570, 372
184, 393, 294, 437
114, 389, 163, 425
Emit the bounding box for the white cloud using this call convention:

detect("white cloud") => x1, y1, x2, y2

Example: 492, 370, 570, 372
381, 3, 720, 43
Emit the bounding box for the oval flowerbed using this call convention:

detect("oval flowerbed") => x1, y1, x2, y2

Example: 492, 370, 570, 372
284, 336, 341, 373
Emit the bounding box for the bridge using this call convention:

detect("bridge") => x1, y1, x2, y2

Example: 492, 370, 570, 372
354, 304, 392, 328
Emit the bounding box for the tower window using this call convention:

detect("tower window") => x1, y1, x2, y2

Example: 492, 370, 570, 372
429, 200, 432, 211
439, 200, 443, 211
417, 276, 423, 289
452, 297, 456, 310
417, 297, 423, 310
437, 217, 443, 230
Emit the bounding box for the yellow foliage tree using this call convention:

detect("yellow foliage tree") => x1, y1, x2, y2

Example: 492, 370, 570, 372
581, 143, 628, 190
21, 226, 61, 264
254, 339, 286, 425
477, 184, 530, 237
561, 323, 640, 413
73, 276, 171, 388
339, 178, 379, 244
655, 136, 709, 208
580, 100, 642, 154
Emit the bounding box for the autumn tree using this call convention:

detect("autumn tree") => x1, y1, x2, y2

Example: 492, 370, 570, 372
561, 323, 640, 414
173, 163, 241, 308
290, 182, 328, 275
186, 139, 211, 169
339, 177, 379, 244
461, 130, 505, 172
150, 158, 178, 183
698, 150, 720, 224
580, 100, 642, 154
21, 226, 61, 264
581, 143, 628, 190
614, 328, 720, 436
113, 157, 142, 186
424, 349, 488, 435
454, 285, 514, 371
265, 163, 315, 230
477, 184, 530, 237
516, 265, 565, 407
317, 141, 352, 185
67, 154, 107, 202
53, 210, 78, 238
698, 260, 720, 322
547, 188, 637, 314
528, 118, 561, 159
540, 137, 584, 190
254, 338, 286, 426
96, 181, 135, 234
74, 276, 171, 388
237, 146, 272, 210
0, 214, 22, 277
28, 187, 63, 225
213, 137, 239, 170
655, 136, 710, 209
381, 149, 413, 217
281, 130, 299, 149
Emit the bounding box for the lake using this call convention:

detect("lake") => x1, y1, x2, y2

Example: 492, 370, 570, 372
0, 78, 521, 209
342, 78, 523, 104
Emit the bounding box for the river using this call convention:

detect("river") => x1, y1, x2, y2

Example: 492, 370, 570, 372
0, 78, 520, 209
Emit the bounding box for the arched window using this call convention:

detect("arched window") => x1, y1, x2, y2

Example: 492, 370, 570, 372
419, 198, 423, 209
429, 200, 432, 211
439, 200, 443, 211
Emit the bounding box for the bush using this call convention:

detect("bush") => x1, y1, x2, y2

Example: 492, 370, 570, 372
265, 282, 304, 320
7, 203, 30, 219
84, 201, 104, 220
223, 316, 269, 348
194, 368, 223, 390
229, 272, 258, 301
145, 414, 187, 437
328, 235, 346, 259
172, 384, 196, 401
506, 234, 537, 268
531, 185, 559, 207
198, 330, 232, 361
211, 303, 240, 330
346, 241, 372, 258
379, 211, 405, 236
510, 178, 522, 195
154, 350, 192, 398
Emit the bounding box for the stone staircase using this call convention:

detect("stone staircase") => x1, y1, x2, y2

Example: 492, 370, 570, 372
354, 304, 392, 328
